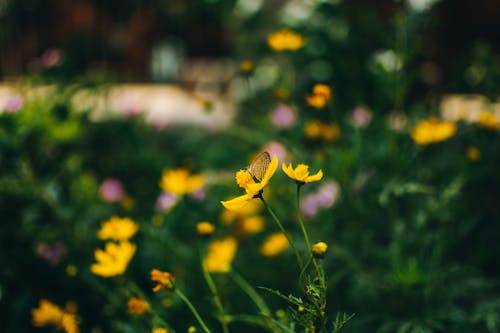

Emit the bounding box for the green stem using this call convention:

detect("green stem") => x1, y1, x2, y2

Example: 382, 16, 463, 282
200, 249, 230, 333
259, 195, 303, 268
175, 289, 212, 333
296, 184, 323, 282
230, 270, 271, 316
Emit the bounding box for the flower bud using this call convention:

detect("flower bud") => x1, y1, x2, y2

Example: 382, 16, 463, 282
311, 241, 328, 259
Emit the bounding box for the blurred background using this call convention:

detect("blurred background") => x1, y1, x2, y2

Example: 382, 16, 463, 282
1, 0, 500, 332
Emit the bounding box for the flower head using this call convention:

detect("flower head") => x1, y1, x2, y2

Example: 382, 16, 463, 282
311, 242, 328, 259
127, 297, 150, 315
151, 269, 175, 292
260, 233, 289, 257
159, 168, 205, 196
90, 241, 136, 278
197, 222, 215, 238
306, 84, 332, 109
3, 95, 23, 113
476, 111, 500, 130
99, 178, 124, 202
267, 29, 305, 51
97, 216, 138, 241
153, 329, 169, 333
282, 163, 323, 184
410, 117, 456, 145
156, 192, 179, 212
466, 146, 481, 161
32, 299, 79, 333
271, 104, 296, 129
238, 215, 265, 235
304, 120, 340, 141
221, 155, 278, 211
240, 60, 254, 74
203, 236, 238, 273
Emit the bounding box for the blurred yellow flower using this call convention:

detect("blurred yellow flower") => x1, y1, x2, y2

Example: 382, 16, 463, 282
196, 221, 215, 238
152, 329, 169, 333
311, 241, 328, 259
410, 117, 456, 145
306, 84, 332, 109
159, 168, 205, 195
304, 120, 340, 141
220, 200, 262, 224
267, 29, 305, 51
32, 299, 79, 333
97, 216, 138, 241
221, 155, 278, 211
476, 111, 500, 130
239, 215, 265, 235
282, 163, 323, 184
151, 269, 175, 292
90, 241, 136, 278
466, 146, 481, 161
127, 297, 150, 315
203, 236, 238, 273
240, 60, 254, 74
260, 233, 288, 257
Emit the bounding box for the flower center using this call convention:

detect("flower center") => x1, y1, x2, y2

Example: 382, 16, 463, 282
235, 169, 254, 189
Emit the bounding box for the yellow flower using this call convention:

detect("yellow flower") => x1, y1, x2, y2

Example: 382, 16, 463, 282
32, 299, 79, 333
221, 155, 278, 211
466, 146, 481, 161
203, 236, 238, 273
151, 269, 175, 292
267, 29, 305, 51
304, 120, 322, 139
220, 200, 262, 224
153, 329, 169, 333
410, 117, 456, 145
261, 233, 289, 257
311, 242, 328, 259
321, 123, 341, 141
97, 216, 139, 241
282, 163, 323, 184
240, 60, 254, 74
90, 241, 136, 278
159, 168, 205, 196
238, 215, 265, 235
476, 111, 500, 130
127, 297, 150, 315
306, 84, 332, 109
196, 221, 215, 238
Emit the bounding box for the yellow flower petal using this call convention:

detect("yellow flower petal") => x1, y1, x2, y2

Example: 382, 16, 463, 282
221, 193, 253, 211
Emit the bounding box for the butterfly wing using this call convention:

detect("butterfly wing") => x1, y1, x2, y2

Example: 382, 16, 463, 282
247, 151, 271, 181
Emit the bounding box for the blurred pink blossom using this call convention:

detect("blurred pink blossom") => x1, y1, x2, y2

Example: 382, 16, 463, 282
156, 192, 179, 212
4, 95, 23, 113
118, 93, 142, 117
300, 181, 340, 219
300, 193, 321, 218
351, 106, 372, 128
41, 48, 62, 68
315, 181, 340, 208
99, 178, 124, 202
271, 104, 296, 129
189, 188, 206, 201
36, 242, 66, 266
264, 141, 288, 164
387, 112, 407, 131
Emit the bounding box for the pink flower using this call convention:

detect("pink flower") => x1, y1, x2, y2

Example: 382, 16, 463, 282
4, 95, 23, 113
118, 93, 142, 117
99, 179, 124, 202
300, 193, 321, 218
36, 242, 66, 266
300, 181, 340, 218
156, 192, 178, 212
315, 181, 340, 208
271, 104, 296, 129
189, 188, 206, 201
351, 106, 372, 128
41, 48, 62, 68
387, 112, 407, 131
264, 141, 288, 164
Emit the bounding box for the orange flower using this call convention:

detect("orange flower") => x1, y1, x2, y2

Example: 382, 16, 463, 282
151, 269, 175, 292
127, 297, 150, 315
203, 237, 238, 273
267, 29, 305, 51
410, 117, 456, 145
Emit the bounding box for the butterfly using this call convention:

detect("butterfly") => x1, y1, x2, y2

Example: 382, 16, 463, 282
246, 151, 271, 181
